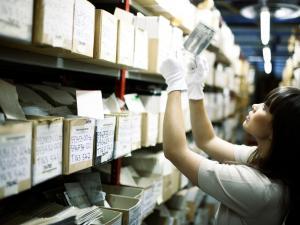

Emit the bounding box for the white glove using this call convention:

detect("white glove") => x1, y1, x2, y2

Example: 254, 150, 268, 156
184, 52, 209, 100
160, 58, 187, 93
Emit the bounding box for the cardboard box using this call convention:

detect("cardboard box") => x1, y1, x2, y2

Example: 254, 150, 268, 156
0, 0, 34, 42
166, 189, 187, 210
141, 112, 158, 147
123, 151, 175, 176
133, 27, 148, 70
116, 20, 135, 66
72, 0, 95, 57
170, 26, 184, 59
157, 112, 164, 143
144, 210, 174, 225
162, 169, 180, 203
94, 9, 117, 63
139, 93, 167, 143
135, 174, 163, 210
100, 208, 123, 225
130, 113, 142, 151
114, 7, 134, 24
120, 167, 160, 218
180, 173, 189, 189
63, 117, 95, 175
170, 209, 187, 225
105, 194, 142, 225
186, 187, 206, 222
33, 0, 74, 49
94, 116, 116, 165
0, 121, 32, 199
110, 113, 131, 159
144, 16, 172, 73
102, 184, 144, 200
28, 116, 63, 186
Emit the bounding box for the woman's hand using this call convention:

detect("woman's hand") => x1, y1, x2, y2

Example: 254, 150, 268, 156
160, 58, 187, 93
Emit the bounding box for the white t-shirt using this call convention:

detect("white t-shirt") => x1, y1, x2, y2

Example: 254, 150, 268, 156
197, 144, 289, 225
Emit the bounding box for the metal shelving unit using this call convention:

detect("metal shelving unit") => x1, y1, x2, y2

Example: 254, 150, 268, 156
0, 45, 121, 77
127, 71, 164, 83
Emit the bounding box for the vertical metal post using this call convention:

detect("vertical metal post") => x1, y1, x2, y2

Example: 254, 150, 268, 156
111, 0, 130, 185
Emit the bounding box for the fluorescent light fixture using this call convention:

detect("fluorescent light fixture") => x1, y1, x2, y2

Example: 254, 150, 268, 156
264, 61, 272, 74
263, 46, 271, 62
260, 7, 270, 45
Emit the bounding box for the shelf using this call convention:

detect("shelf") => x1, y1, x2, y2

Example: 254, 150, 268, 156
0, 44, 121, 77
127, 71, 165, 83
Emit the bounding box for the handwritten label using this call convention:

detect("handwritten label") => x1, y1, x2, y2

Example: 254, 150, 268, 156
114, 116, 131, 159
69, 120, 94, 165
0, 132, 31, 195
33, 122, 63, 185
0, 0, 33, 40
73, 0, 94, 55
95, 117, 115, 164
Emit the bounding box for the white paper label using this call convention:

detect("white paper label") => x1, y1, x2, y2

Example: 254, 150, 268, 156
74, 0, 94, 55
95, 118, 115, 163
76, 90, 104, 120
124, 94, 145, 113
0, 0, 33, 41
69, 120, 94, 165
33, 122, 63, 185
0, 132, 31, 192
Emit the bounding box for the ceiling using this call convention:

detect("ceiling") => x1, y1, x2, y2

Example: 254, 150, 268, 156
193, 0, 300, 78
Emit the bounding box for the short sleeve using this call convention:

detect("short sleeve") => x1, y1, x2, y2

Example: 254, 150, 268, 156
233, 144, 256, 164
197, 157, 270, 217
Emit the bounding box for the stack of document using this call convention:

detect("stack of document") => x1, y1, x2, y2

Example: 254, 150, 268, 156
1, 203, 103, 225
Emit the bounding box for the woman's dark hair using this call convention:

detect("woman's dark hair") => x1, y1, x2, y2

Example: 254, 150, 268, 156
249, 86, 300, 224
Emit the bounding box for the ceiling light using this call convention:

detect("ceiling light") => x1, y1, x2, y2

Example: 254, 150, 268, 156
264, 61, 272, 74
263, 46, 271, 62
260, 7, 270, 45
241, 3, 300, 20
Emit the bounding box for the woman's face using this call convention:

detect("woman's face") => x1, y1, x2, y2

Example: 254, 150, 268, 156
243, 103, 273, 140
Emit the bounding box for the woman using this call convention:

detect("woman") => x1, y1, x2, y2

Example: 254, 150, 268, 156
160, 56, 299, 225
